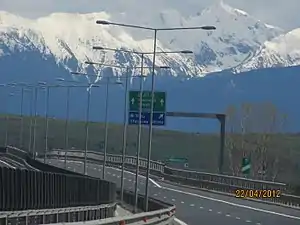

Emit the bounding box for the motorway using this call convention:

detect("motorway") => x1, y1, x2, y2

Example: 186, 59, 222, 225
46, 159, 300, 225
0, 155, 24, 169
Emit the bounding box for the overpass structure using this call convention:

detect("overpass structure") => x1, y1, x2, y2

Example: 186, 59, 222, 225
0, 146, 300, 225
0, 146, 176, 225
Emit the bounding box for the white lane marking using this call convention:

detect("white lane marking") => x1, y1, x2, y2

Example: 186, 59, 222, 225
162, 186, 300, 220
181, 201, 184, 204
236, 217, 240, 220
208, 209, 212, 212
154, 194, 158, 196
256, 223, 261, 225
107, 167, 162, 188
128, 179, 132, 182
0, 160, 16, 169
200, 206, 203, 209
246, 220, 251, 223
217, 211, 222, 214
172, 199, 175, 202
190, 204, 195, 207
226, 214, 231, 217
149, 178, 162, 188
174, 218, 188, 225
163, 196, 167, 199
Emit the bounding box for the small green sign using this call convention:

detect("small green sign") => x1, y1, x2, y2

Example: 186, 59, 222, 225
167, 157, 188, 163
129, 91, 166, 112
241, 157, 251, 174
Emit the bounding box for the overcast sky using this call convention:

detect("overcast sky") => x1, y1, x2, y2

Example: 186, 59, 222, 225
0, 0, 299, 30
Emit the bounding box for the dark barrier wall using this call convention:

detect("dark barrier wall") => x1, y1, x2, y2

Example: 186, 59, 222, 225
0, 167, 116, 211
0, 147, 7, 153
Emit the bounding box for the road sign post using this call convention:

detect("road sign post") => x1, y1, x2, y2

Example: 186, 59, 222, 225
128, 91, 166, 126
241, 157, 251, 175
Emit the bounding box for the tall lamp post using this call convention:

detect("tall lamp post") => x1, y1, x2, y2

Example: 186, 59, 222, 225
96, 20, 216, 211
62, 76, 124, 175
5, 92, 15, 146
83, 63, 168, 188
93, 46, 193, 211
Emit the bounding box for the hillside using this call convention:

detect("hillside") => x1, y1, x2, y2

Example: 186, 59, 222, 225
0, 113, 299, 185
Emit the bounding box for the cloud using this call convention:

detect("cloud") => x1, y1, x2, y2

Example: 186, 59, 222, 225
0, 0, 300, 29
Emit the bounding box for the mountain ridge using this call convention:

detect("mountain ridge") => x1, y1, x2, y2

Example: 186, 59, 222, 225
0, 1, 287, 76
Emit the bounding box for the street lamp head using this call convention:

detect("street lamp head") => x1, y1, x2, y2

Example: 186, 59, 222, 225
180, 50, 193, 54
96, 20, 111, 25
159, 66, 171, 69
93, 46, 105, 50
38, 81, 47, 85
201, 26, 216, 30
71, 72, 83, 75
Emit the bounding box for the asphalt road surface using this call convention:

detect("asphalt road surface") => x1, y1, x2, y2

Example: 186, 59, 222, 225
46, 159, 300, 225
0, 156, 23, 169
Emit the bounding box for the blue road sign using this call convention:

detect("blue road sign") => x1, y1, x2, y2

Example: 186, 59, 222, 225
128, 111, 166, 126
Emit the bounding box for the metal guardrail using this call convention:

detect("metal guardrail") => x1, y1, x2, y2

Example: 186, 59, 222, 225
50, 149, 165, 173
0, 203, 116, 225
45, 150, 300, 208
48, 149, 287, 190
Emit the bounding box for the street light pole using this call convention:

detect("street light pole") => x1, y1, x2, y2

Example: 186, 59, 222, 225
120, 67, 129, 202
44, 86, 50, 163
4, 93, 13, 147
28, 88, 34, 153
19, 87, 24, 148
134, 53, 145, 212
84, 86, 92, 175
32, 87, 38, 158
64, 86, 70, 168
95, 20, 215, 211
102, 78, 110, 179
145, 29, 158, 211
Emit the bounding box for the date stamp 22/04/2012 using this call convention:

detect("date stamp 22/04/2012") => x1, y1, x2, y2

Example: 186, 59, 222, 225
235, 189, 281, 199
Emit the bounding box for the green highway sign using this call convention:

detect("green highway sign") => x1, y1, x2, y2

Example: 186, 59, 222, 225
166, 157, 188, 163
129, 91, 166, 112
241, 157, 251, 174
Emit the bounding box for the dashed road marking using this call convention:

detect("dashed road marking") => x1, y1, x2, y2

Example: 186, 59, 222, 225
162, 186, 300, 220
208, 209, 212, 212
246, 220, 251, 223
236, 217, 240, 220
181, 201, 184, 204
226, 214, 231, 217
190, 204, 195, 207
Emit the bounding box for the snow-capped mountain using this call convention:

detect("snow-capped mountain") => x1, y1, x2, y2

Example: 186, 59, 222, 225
0, 1, 284, 78
233, 28, 300, 73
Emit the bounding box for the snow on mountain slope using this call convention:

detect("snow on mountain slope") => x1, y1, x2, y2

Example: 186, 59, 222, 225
0, 1, 284, 77
233, 28, 300, 73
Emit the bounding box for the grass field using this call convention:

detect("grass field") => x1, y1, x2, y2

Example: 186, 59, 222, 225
0, 113, 299, 185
